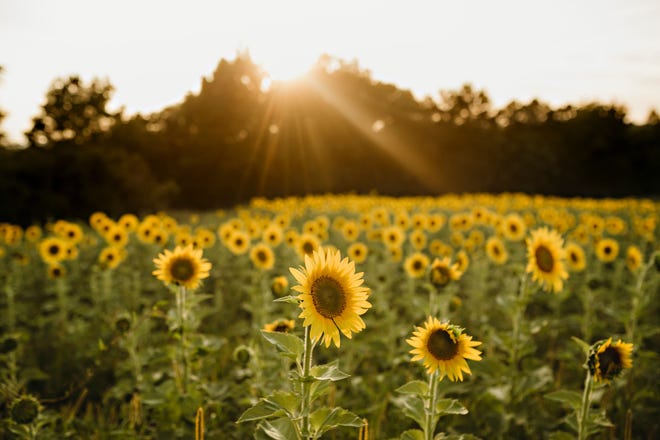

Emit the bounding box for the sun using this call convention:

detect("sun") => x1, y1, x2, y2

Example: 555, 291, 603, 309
261, 56, 311, 82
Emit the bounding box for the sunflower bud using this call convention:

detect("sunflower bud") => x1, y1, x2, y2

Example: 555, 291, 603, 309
270, 276, 289, 297
233, 345, 254, 366
10, 395, 40, 425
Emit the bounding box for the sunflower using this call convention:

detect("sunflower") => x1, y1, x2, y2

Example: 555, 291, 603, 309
24, 225, 42, 242
407, 317, 482, 380
429, 239, 452, 258
262, 224, 283, 247
118, 214, 139, 232
455, 250, 469, 273
270, 276, 289, 297
347, 242, 368, 264
404, 252, 430, 279
388, 246, 403, 263
382, 226, 405, 248
39, 237, 68, 264
429, 257, 462, 288
595, 238, 619, 263
290, 248, 371, 348
153, 245, 212, 290
105, 225, 129, 248
226, 230, 250, 255
426, 214, 445, 232
250, 242, 275, 270
263, 318, 295, 333
99, 246, 125, 269
152, 228, 170, 246
625, 246, 642, 273
587, 338, 633, 383
341, 221, 360, 242
565, 242, 586, 272
525, 227, 568, 293
47, 263, 67, 279
501, 214, 526, 242
486, 236, 508, 265
409, 230, 427, 250
296, 233, 321, 259
195, 228, 216, 249
136, 222, 156, 244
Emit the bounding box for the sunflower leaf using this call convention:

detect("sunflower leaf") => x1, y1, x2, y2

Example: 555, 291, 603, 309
400, 429, 425, 440
393, 394, 426, 429
571, 336, 591, 355
309, 406, 363, 437
435, 398, 468, 416
237, 391, 298, 422
545, 390, 582, 410
257, 417, 301, 440
274, 295, 300, 304
396, 380, 429, 398
260, 330, 304, 359
310, 360, 350, 381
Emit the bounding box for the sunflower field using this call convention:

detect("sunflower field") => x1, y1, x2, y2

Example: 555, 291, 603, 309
0, 193, 658, 439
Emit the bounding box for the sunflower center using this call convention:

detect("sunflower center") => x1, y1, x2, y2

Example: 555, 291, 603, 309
302, 241, 315, 255
535, 246, 554, 272
492, 245, 501, 256
412, 260, 423, 271
170, 258, 195, 282
570, 251, 578, 263
604, 246, 612, 255
273, 324, 290, 332
598, 346, 622, 376
427, 329, 458, 360
257, 250, 268, 262
48, 245, 60, 255
311, 276, 346, 319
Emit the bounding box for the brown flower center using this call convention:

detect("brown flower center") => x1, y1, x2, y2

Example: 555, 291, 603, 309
48, 245, 60, 255
170, 258, 195, 282
427, 329, 458, 360
311, 276, 346, 318
598, 346, 622, 377
256, 250, 268, 262
302, 241, 315, 255
535, 246, 554, 272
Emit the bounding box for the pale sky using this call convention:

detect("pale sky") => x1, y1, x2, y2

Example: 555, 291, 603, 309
1, 0, 659, 144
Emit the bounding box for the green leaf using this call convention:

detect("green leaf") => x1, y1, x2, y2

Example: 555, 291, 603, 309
400, 429, 425, 440
396, 380, 429, 397
258, 417, 301, 440
434, 434, 482, 440
274, 295, 300, 304
310, 360, 350, 381
393, 394, 426, 429
310, 378, 333, 402
309, 407, 363, 437
571, 336, 591, 355
237, 391, 299, 423
548, 432, 577, 440
261, 330, 304, 359
435, 398, 468, 417
545, 390, 582, 410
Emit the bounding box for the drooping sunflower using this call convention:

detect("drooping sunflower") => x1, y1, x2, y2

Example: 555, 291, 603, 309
250, 242, 275, 270
587, 338, 633, 383
565, 242, 587, 272
625, 245, 642, 273
347, 242, 368, 264
429, 257, 462, 288
290, 248, 371, 348
525, 227, 568, 293
404, 252, 430, 279
485, 236, 508, 265
263, 318, 295, 333
153, 245, 212, 290
407, 316, 482, 381
595, 238, 619, 263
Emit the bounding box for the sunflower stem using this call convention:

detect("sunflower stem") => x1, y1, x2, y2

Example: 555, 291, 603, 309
177, 285, 189, 395
577, 369, 594, 440
301, 325, 314, 439
425, 370, 439, 440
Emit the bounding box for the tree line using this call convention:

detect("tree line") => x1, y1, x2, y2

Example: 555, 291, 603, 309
1, 54, 659, 225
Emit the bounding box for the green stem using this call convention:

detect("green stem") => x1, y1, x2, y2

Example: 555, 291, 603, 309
177, 286, 189, 394
301, 326, 314, 439
578, 370, 594, 440
510, 274, 528, 377
425, 371, 439, 440
582, 283, 593, 343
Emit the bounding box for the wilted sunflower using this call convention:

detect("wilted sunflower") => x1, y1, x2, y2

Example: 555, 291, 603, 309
565, 242, 586, 272
407, 316, 482, 381
429, 257, 462, 288
587, 338, 633, 383
153, 245, 212, 290
595, 238, 619, 263
249, 242, 275, 270
263, 318, 295, 333
290, 248, 371, 348
404, 252, 430, 279
525, 227, 568, 293
485, 236, 508, 265
347, 242, 368, 264
625, 246, 642, 273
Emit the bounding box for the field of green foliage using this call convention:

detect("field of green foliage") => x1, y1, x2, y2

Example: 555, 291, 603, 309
1, 193, 658, 439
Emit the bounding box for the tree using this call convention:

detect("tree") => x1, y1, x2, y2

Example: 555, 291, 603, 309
25, 75, 119, 147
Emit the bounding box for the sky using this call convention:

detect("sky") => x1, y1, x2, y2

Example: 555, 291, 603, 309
1, 0, 659, 144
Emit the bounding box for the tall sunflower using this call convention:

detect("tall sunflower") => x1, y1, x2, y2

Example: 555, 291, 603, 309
407, 316, 482, 381
587, 338, 633, 383
153, 245, 212, 290
290, 248, 371, 348
525, 227, 568, 293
